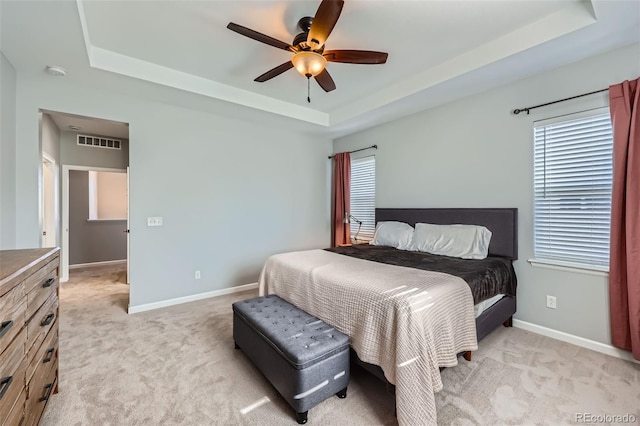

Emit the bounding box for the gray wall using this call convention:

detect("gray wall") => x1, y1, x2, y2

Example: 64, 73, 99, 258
41, 113, 60, 162
69, 170, 127, 264
0, 52, 17, 248
60, 131, 129, 169
14, 75, 332, 309
334, 42, 640, 346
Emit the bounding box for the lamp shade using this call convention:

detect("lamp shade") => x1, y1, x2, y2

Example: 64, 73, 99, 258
291, 51, 327, 77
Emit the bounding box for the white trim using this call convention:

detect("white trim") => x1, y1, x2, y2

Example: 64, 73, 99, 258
69, 259, 127, 270
513, 319, 639, 364
528, 258, 609, 276
41, 152, 59, 249
61, 165, 127, 282
128, 282, 259, 314
76, 0, 94, 62
42, 152, 56, 164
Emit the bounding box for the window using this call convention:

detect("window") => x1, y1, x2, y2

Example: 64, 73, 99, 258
533, 108, 613, 269
350, 156, 375, 242
88, 171, 128, 220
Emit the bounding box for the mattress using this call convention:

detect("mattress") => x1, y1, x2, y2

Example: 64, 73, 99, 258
474, 294, 505, 318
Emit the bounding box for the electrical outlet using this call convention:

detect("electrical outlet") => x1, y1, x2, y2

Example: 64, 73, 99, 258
195, 270, 201, 280
546, 295, 557, 309
147, 217, 163, 227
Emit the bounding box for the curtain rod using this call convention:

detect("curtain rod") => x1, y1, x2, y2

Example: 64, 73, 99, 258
512, 88, 609, 115
328, 144, 377, 159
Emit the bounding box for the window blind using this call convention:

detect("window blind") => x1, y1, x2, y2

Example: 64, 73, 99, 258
533, 110, 613, 268
350, 156, 376, 241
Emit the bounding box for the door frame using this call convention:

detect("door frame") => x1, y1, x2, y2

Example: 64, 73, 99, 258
61, 165, 128, 282
41, 153, 58, 248
126, 166, 130, 284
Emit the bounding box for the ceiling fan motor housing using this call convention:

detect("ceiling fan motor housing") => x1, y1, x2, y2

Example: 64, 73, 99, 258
293, 32, 309, 48
294, 17, 316, 50
297, 16, 314, 33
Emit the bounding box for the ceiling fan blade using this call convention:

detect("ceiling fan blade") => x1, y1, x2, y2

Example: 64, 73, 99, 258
324, 50, 388, 64
227, 22, 294, 52
314, 69, 336, 92
307, 0, 344, 50
254, 62, 294, 82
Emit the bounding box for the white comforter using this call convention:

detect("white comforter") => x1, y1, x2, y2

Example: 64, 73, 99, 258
259, 249, 478, 426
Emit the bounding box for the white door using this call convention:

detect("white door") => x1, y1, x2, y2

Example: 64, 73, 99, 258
42, 157, 57, 247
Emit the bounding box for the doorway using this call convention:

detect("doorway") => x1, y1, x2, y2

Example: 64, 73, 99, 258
39, 110, 130, 305
62, 166, 129, 283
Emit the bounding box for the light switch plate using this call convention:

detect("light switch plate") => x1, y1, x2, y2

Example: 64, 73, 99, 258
147, 217, 163, 227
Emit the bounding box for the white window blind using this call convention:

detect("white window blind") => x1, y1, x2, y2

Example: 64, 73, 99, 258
533, 109, 613, 268
350, 156, 376, 241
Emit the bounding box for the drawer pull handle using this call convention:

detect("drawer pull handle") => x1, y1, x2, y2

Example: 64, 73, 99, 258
0, 320, 13, 339
39, 382, 54, 402
41, 313, 55, 327
42, 277, 55, 288
0, 376, 13, 401
43, 347, 55, 363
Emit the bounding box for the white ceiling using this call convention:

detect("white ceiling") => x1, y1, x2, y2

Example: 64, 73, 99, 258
2, 1, 639, 137
45, 110, 130, 140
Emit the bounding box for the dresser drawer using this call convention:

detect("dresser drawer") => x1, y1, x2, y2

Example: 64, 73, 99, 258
0, 328, 26, 425
0, 360, 26, 426
27, 327, 58, 385
23, 259, 58, 298
26, 294, 57, 356
0, 283, 26, 357
2, 387, 25, 426
24, 351, 57, 426
25, 268, 57, 323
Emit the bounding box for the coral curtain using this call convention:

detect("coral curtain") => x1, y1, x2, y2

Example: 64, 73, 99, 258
608, 77, 640, 360
332, 152, 351, 247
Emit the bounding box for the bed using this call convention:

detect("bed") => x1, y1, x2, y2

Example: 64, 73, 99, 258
259, 208, 517, 426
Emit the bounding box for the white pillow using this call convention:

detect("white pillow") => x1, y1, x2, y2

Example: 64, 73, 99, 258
409, 223, 492, 259
370, 221, 414, 250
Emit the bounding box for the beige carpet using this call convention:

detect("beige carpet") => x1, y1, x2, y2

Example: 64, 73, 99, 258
41, 265, 640, 426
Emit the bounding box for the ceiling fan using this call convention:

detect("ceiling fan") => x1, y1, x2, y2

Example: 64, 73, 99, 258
227, 0, 388, 102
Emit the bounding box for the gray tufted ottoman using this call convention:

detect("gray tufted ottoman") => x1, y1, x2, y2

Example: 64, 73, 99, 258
232, 295, 350, 424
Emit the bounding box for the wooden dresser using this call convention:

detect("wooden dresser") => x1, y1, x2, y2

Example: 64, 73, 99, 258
0, 248, 60, 426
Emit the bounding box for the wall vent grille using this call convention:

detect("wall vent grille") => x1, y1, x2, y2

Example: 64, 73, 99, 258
77, 134, 122, 150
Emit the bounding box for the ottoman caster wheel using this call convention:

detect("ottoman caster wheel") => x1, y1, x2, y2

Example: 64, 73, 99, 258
296, 411, 308, 424
336, 387, 347, 399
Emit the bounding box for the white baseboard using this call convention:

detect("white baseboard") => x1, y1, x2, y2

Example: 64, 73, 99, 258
128, 282, 258, 314
69, 259, 127, 270
513, 319, 639, 364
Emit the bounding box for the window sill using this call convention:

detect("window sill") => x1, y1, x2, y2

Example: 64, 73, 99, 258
528, 258, 608, 277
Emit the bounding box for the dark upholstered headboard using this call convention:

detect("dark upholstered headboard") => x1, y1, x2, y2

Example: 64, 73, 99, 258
375, 208, 518, 260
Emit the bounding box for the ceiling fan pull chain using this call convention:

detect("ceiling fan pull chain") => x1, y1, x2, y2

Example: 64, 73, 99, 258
307, 76, 311, 103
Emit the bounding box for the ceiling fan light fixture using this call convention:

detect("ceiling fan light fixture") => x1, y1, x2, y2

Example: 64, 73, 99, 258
291, 51, 327, 77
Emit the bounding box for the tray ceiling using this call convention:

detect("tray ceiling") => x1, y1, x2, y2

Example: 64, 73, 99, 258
2, 0, 639, 135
